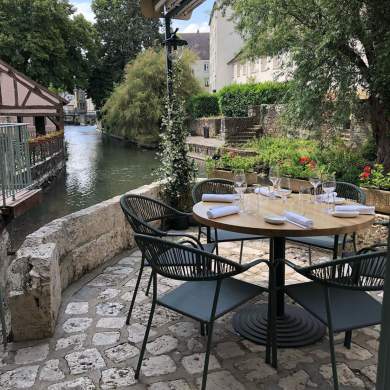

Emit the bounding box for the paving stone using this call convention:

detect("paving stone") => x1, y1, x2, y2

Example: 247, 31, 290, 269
65, 348, 106, 374
278, 370, 316, 390
15, 343, 49, 364
96, 317, 126, 329
196, 370, 245, 390
39, 359, 65, 381
181, 353, 221, 375
215, 341, 245, 359
335, 343, 373, 360
47, 377, 96, 390
100, 368, 136, 389
133, 304, 181, 326
63, 318, 93, 333
56, 334, 86, 350
235, 358, 276, 382
360, 364, 377, 383
0, 351, 8, 368
88, 273, 126, 287
121, 291, 148, 304
148, 379, 191, 390
105, 343, 139, 363
128, 323, 157, 343
0, 365, 39, 389
65, 302, 89, 315
187, 337, 204, 353
98, 288, 121, 301
278, 348, 314, 369
169, 321, 197, 338
320, 363, 365, 387
118, 257, 135, 266
146, 335, 178, 356
96, 302, 124, 316
92, 332, 120, 346
240, 340, 265, 353
105, 266, 133, 275
141, 355, 177, 377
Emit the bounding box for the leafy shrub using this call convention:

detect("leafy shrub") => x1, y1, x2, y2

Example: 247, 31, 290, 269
188, 93, 220, 118
360, 164, 390, 190
206, 152, 259, 173
218, 81, 289, 117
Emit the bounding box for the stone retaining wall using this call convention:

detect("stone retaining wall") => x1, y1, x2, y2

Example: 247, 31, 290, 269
189, 118, 222, 138
7, 181, 161, 341
0, 226, 11, 340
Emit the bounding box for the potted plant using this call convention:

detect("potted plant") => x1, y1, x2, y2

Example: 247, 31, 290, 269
359, 164, 390, 213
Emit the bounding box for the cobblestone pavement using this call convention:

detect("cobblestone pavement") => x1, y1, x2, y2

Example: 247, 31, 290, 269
0, 231, 383, 390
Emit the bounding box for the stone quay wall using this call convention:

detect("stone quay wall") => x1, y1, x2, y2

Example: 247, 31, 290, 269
7, 181, 161, 342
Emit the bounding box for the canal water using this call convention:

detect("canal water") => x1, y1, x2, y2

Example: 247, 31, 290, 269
8, 125, 160, 249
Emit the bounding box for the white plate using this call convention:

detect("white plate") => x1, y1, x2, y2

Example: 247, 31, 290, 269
331, 211, 359, 218
264, 215, 287, 224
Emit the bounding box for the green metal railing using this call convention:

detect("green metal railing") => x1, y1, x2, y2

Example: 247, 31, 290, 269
0, 123, 32, 207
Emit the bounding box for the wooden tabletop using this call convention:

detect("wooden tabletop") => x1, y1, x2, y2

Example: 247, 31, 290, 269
192, 194, 375, 237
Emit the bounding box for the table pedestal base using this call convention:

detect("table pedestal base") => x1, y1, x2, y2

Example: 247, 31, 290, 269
233, 304, 326, 347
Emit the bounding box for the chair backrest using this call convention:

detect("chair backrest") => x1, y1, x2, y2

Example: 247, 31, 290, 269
120, 194, 177, 236
192, 178, 235, 204
335, 181, 366, 204
134, 233, 243, 281
300, 250, 387, 291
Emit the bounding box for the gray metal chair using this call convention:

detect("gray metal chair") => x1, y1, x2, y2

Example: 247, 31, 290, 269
285, 249, 386, 390
120, 194, 216, 325
287, 182, 366, 262
134, 233, 270, 390
192, 178, 268, 262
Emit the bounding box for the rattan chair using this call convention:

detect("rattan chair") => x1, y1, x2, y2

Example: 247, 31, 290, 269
120, 194, 216, 325
285, 249, 386, 390
287, 182, 366, 262
134, 233, 270, 390
192, 178, 267, 262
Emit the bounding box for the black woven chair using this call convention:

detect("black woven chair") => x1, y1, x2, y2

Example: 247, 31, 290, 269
284, 249, 386, 390
287, 182, 366, 262
192, 178, 267, 262
134, 233, 270, 390
120, 194, 216, 325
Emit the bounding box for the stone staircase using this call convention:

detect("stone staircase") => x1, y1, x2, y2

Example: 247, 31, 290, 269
226, 124, 262, 145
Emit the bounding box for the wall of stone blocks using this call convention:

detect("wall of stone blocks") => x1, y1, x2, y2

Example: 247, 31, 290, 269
189, 118, 222, 138
7, 181, 162, 341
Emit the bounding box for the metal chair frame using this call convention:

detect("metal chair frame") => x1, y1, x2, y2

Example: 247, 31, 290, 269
192, 178, 267, 262
120, 194, 215, 325
285, 249, 386, 390
287, 182, 366, 262
134, 233, 271, 390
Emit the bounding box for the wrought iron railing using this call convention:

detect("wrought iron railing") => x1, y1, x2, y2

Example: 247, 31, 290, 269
0, 123, 32, 207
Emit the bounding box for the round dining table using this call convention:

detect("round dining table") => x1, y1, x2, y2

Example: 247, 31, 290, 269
193, 193, 375, 347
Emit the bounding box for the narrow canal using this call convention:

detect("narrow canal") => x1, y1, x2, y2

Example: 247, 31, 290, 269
8, 125, 160, 249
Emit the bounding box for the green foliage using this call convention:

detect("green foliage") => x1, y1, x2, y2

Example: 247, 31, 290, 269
360, 164, 390, 190
0, 0, 98, 91
101, 48, 200, 146
206, 153, 259, 173
90, 0, 161, 108
188, 93, 220, 118
158, 66, 197, 211
218, 82, 289, 117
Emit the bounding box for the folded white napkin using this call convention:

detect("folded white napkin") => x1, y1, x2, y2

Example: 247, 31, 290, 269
255, 187, 278, 197
207, 205, 240, 219
335, 205, 375, 215
202, 194, 237, 203
284, 211, 314, 228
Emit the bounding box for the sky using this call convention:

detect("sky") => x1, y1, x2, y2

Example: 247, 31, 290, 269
71, 0, 214, 32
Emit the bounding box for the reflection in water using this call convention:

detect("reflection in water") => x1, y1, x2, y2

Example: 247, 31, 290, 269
8, 125, 160, 249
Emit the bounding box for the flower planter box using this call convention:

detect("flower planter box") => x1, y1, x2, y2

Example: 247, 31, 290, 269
361, 187, 390, 214
288, 178, 311, 193
208, 169, 258, 185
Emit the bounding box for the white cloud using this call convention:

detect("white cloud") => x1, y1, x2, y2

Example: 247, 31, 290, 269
181, 22, 210, 33
73, 2, 95, 23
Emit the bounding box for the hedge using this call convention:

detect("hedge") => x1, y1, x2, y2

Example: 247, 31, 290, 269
188, 93, 220, 118
218, 81, 290, 117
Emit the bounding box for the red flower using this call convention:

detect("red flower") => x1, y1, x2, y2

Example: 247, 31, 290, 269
360, 171, 371, 180
299, 156, 311, 165
363, 165, 371, 173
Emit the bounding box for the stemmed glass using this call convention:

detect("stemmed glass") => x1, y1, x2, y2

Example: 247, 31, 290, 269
309, 172, 321, 203
322, 173, 336, 213
277, 177, 292, 206
233, 169, 247, 211
269, 165, 280, 199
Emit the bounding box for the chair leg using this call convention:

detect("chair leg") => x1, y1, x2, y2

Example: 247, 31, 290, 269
239, 241, 244, 264
344, 330, 352, 349
308, 246, 312, 266
145, 272, 153, 296
201, 321, 215, 390
135, 273, 157, 379
126, 257, 145, 325
352, 232, 358, 253
0, 290, 7, 348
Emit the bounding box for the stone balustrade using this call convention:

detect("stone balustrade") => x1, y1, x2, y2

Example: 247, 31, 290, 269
7, 181, 162, 341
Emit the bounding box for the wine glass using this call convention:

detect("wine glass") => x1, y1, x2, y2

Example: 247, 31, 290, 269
322, 173, 336, 213
277, 177, 292, 206
233, 169, 247, 210
309, 172, 321, 203
269, 165, 280, 199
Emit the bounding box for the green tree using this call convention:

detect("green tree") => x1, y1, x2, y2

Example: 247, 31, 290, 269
90, 0, 161, 108
223, 0, 390, 170
0, 0, 98, 91
101, 48, 200, 146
